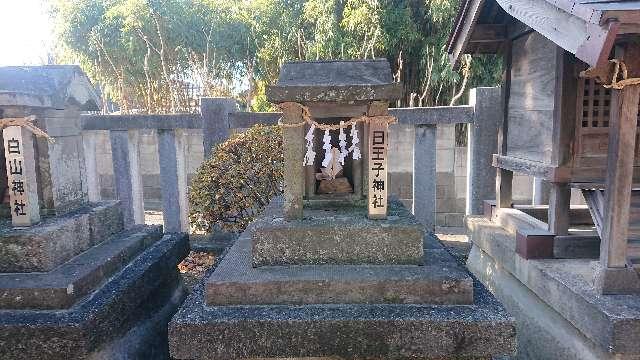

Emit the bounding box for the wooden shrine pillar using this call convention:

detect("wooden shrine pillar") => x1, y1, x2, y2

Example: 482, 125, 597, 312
596, 45, 640, 294
496, 39, 513, 210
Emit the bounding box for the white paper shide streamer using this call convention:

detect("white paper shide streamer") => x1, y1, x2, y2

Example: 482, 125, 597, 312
321, 129, 333, 167
338, 121, 348, 165
303, 124, 316, 166
349, 123, 361, 160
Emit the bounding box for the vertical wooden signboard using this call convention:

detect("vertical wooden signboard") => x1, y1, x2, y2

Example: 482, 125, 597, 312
368, 118, 388, 219
4, 125, 40, 227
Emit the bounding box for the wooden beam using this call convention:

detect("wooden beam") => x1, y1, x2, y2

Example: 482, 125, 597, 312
493, 0, 618, 66
469, 24, 507, 43
550, 48, 577, 168
448, 0, 486, 68
600, 45, 640, 269
496, 38, 513, 209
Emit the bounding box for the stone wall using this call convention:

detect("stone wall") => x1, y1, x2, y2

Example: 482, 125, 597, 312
94, 123, 534, 227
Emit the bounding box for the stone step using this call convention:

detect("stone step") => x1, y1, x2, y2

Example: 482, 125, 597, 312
0, 233, 189, 359
207, 232, 473, 305
0, 225, 163, 310
0, 201, 124, 272
171, 277, 516, 360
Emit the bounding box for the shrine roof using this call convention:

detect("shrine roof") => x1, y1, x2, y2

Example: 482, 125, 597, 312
447, 0, 640, 68
266, 59, 402, 103
0, 65, 101, 111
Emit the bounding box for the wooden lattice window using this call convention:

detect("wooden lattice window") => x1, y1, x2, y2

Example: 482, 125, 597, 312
575, 76, 640, 167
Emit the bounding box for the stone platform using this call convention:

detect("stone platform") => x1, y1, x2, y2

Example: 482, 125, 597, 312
0, 225, 164, 309
466, 214, 640, 359
252, 199, 424, 266
0, 201, 123, 272
170, 241, 516, 360
0, 231, 189, 359
207, 229, 473, 305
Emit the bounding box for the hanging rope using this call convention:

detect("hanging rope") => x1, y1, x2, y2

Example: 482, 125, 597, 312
0, 115, 53, 142
277, 102, 397, 130
581, 59, 640, 90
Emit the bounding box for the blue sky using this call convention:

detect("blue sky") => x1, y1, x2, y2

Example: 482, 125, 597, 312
0, 1, 53, 66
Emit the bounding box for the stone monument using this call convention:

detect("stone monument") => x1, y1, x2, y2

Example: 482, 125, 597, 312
170, 59, 516, 359
0, 66, 188, 359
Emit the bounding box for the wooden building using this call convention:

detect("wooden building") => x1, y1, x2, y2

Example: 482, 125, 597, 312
448, 0, 640, 294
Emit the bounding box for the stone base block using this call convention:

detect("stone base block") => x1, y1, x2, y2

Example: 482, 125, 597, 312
252, 198, 424, 266
0, 225, 163, 309
206, 231, 473, 305
466, 214, 640, 357
594, 264, 640, 295
0, 201, 124, 272
171, 275, 515, 360
0, 232, 189, 360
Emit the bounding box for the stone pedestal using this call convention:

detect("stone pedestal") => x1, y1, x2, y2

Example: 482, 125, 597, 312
170, 198, 515, 360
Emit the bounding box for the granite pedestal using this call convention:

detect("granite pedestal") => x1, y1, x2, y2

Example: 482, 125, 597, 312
170, 198, 516, 359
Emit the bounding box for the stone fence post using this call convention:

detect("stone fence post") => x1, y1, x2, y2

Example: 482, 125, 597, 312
157, 129, 189, 233
466, 87, 500, 215
110, 130, 144, 228
413, 125, 437, 231
201, 98, 236, 159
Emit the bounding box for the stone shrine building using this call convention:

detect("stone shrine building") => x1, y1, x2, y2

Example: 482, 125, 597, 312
0, 65, 188, 359
169, 59, 516, 360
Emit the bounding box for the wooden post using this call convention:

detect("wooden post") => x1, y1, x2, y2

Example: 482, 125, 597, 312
367, 102, 389, 220
3, 125, 40, 227
596, 45, 640, 294
280, 103, 305, 220
496, 39, 513, 209
368, 118, 389, 219
548, 182, 570, 235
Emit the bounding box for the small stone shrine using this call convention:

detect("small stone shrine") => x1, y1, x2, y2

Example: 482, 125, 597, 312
169, 59, 516, 359
0, 66, 187, 359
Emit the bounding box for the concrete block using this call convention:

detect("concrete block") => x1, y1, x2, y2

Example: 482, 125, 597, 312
436, 148, 455, 172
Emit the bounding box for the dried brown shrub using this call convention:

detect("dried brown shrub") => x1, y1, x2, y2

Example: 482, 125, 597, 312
188, 125, 283, 233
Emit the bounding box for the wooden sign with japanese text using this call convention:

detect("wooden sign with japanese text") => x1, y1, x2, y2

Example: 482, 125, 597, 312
368, 119, 388, 219
3, 125, 40, 227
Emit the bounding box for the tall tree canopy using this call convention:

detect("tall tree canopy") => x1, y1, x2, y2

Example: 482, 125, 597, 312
51, 0, 501, 113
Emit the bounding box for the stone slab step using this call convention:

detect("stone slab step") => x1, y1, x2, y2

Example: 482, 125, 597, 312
171, 276, 516, 360
206, 231, 473, 305
252, 198, 424, 266
0, 233, 189, 360
0, 201, 124, 272
0, 225, 163, 309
